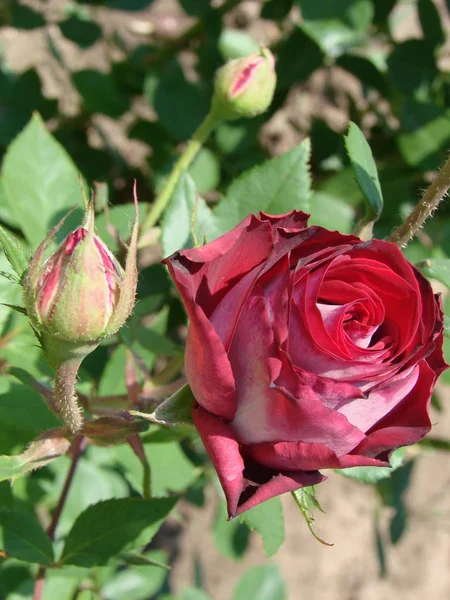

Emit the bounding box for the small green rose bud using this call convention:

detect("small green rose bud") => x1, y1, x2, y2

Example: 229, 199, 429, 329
212, 47, 276, 121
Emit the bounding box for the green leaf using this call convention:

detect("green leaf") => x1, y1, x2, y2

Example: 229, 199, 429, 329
308, 191, 355, 233
297, 0, 373, 56
97, 344, 128, 396
261, 0, 294, 20
336, 448, 405, 483
232, 564, 286, 600
1, 113, 84, 247
95, 202, 149, 252
0, 377, 60, 434
114, 440, 198, 497
144, 62, 210, 141
11, 4, 45, 29
213, 139, 312, 236
0, 252, 23, 331
72, 71, 130, 117
162, 141, 312, 256
0, 481, 13, 509
131, 384, 195, 427
276, 28, 324, 91
161, 172, 214, 256
416, 258, 450, 288
387, 40, 437, 96
0, 428, 69, 483
61, 497, 177, 567
213, 501, 250, 559
188, 148, 221, 194
418, 0, 445, 48
397, 105, 450, 168
0, 510, 54, 564
0, 455, 29, 482
59, 17, 102, 49
47, 456, 129, 539
102, 550, 168, 600
444, 315, 450, 339
240, 497, 284, 557
119, 551, 170, 569
0, 226, 28, 279
218, 29, 260, 60
344, 122, 383, 227
291, 487, 332, 546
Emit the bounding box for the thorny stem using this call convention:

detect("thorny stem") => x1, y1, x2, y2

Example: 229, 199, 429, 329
146, 0, 245, 67
33, 437, 86, 600
140, 111, 219, 237
388, 154, 450, 247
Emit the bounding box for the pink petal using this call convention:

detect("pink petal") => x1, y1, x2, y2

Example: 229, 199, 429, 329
353, 359, 435, 458
338, 365, 419, 432
228, 293, 365, 454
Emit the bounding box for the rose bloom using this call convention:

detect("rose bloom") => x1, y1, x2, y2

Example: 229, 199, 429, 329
164, 212, 447, 518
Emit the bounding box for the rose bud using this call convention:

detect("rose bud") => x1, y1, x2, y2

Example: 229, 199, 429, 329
165, 211, 447, 518
212, 47, 276, 121
24, 201, 137, 355
23, 190, 138, 433
32, 219, 123, 343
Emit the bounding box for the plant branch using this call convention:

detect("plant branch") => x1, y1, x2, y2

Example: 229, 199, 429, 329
128, 434, 152, 499
33, 436, 86, 600
388, 155, 450, 247
146, 0, 245, 67
140, 111, 219, 236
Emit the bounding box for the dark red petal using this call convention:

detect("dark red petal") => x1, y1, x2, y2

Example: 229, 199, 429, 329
247, 440, 388, 472
184, 304, 237, 420
192, 404, 325, 518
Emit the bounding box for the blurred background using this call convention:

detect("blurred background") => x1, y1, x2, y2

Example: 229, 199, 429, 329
0, 1, 449, 599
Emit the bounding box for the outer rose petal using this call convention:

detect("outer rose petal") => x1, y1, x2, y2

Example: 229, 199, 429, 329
185, 307, 237, 419
247, 441, 388, 472
353, 359, 435, 458
193, 404, 325, 518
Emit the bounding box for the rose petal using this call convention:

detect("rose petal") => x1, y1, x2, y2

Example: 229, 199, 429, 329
229, 293, 365, 453
353, 359, 435, 458
248, 440, 388, 472
193, 404, 325, 518
338, 365, 419, 432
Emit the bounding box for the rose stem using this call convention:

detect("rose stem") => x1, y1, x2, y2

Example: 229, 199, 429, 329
140, 111, 219, 237
33, 436, 86, 600
388, 154, 450, 247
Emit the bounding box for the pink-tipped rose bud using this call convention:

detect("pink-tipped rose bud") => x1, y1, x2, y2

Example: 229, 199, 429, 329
34, 227, 123, 342
212, 47, 276, 121
24, 199, 138, 353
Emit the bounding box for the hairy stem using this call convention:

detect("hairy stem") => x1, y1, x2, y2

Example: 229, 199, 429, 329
54, 358, 84, 434
33, 437, 86, 600
388, 155, 450, 247
140, 111, 219, 236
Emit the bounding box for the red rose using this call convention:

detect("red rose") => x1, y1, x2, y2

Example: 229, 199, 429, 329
164, 212, 447, 518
